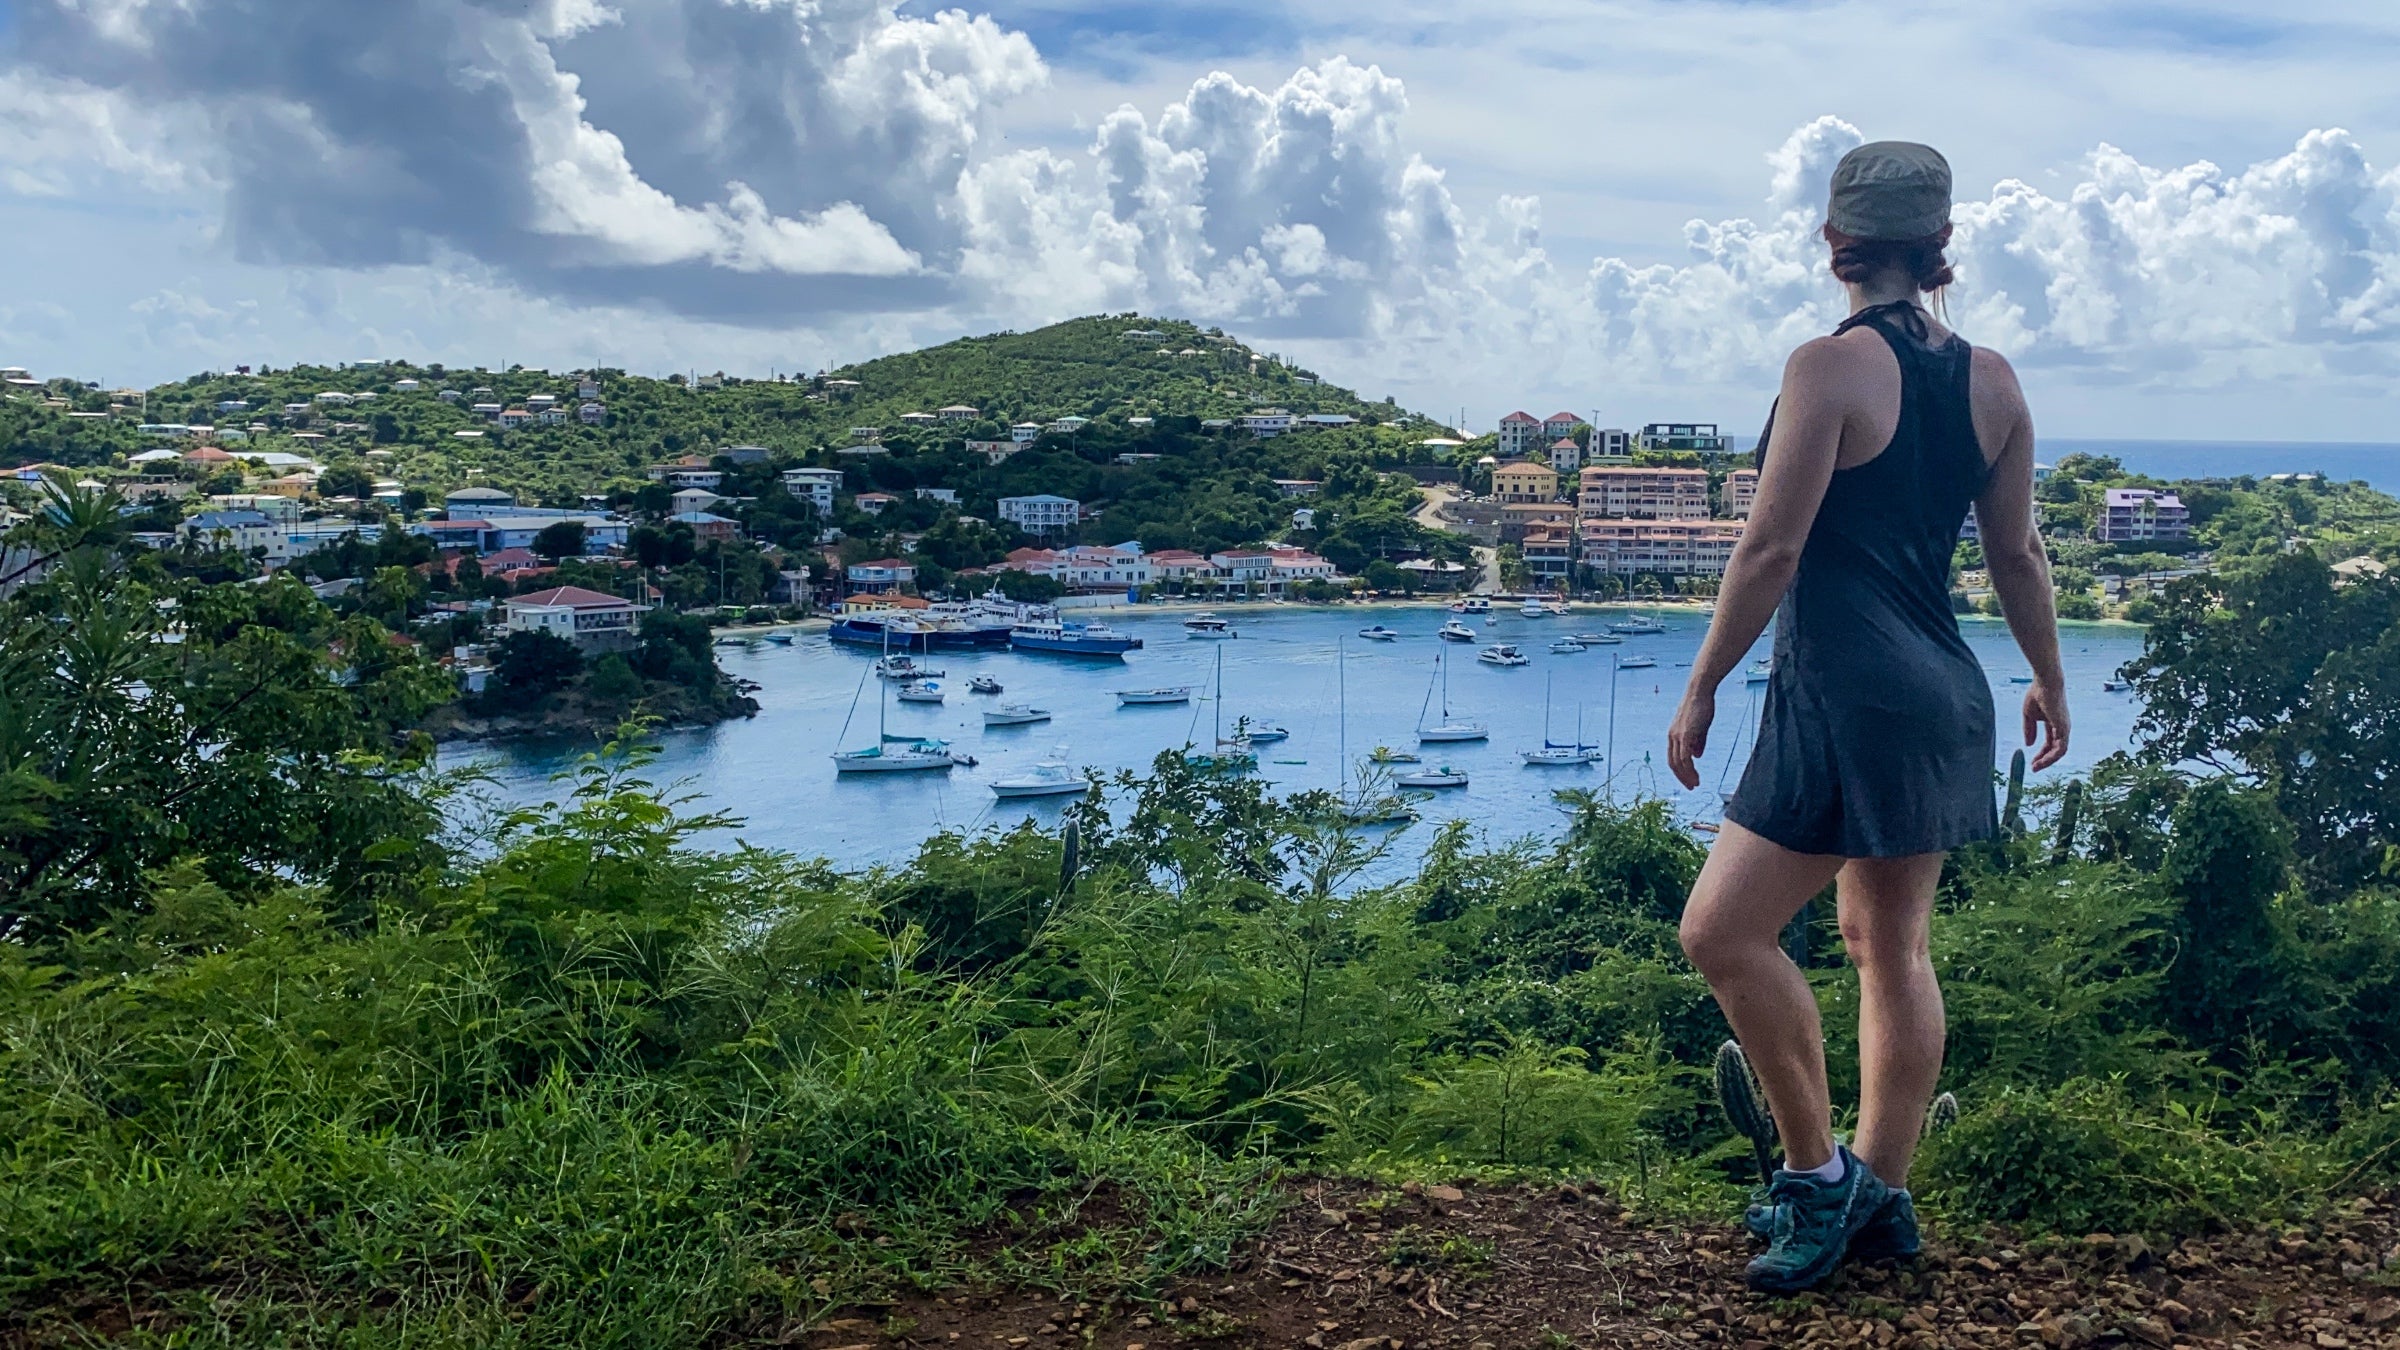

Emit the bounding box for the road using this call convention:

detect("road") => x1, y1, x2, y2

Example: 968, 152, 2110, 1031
1412, 486, 1498, 594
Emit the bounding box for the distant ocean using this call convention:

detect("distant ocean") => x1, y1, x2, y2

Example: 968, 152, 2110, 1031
1725, 438, 2400, 494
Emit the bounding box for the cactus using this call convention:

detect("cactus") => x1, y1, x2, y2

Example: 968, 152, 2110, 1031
2052, 778, 2084, 865
1058, 817, 1082, 895
2002, 749, 2027, 838
1714, 1040, 1778, 1186
1924, 1091, 1960, 1135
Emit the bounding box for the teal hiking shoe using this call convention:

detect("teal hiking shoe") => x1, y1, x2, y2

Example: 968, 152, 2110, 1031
1743, 1145, 1891, 1294
1747, 1184, 1918, 1257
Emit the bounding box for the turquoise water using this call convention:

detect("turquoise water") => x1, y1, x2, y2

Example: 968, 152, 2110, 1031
446, 604, 2152, 874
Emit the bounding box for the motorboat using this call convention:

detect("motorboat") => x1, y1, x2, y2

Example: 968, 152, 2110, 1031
1232, 717, 1289, 744
895, 680, 945, 703
1395, 765, 1469, 789
1450, 597, 1492, 615
983, 704, 1052, 727
1477, 644, 1529, 666
1010, 618, 1143, 656
1437, 620, 1478, 642
2009, 675, 2035, 685
1358, 625, 1401, 641
875, 655, 944, 680
1573, 632, 1624, 645
1609, 616, 1667, 635
1183, 616, 1237, 639
832, 739, 959, 773
2103, 678, 2130, 693
989, 758, 1094, 799
1416, 645, 1489, 742
1549, 638, 1586, 654
1618, 654, 1657, 670
968, 675, 1004, 694
1116, 687, 1192, 705
1745, 661, 1772, 684
764, 632, 794, 645
1521, 599, 1549, 617
1369, 746, 1422, 764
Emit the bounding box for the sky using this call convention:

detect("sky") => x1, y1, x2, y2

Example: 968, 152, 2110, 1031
4, 0, 2400, 442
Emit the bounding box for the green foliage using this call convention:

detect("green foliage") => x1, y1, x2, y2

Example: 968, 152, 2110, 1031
993, 569, 1066, 602
1918, 1080, 2326, 1234
491, 626, 584, 699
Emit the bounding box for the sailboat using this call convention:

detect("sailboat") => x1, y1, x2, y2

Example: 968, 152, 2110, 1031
1417, 645, 1489, 743
1522, 670, 1603, 765
1184, 645, 1258, 774
1337, 635, 1416, 824
832, 655, 959, 773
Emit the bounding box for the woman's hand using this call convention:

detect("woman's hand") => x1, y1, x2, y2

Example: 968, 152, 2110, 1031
1668, 685, 1717, 789
2023, 677, 2070, 772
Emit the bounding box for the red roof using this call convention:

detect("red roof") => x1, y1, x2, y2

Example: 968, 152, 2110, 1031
851, 557, 910, 570
1546, 412, 1579, 423
184, 447, 235, 461
510, 585, 634, 610
1551, 437, 1579, 449
1499, 411, 1538, 424
426, 518, 491, 530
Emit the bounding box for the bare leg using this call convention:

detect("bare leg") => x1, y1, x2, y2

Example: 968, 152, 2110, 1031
1679, 822, 1847, 1171
1836, 852, 1947, 1186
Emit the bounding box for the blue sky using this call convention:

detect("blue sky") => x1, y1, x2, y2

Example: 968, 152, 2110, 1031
4, 0, 2400, 440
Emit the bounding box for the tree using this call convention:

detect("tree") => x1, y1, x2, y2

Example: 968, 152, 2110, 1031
453, 551, 485, 594
2125, 553, 2400, 884
586, 652, 644, 707
1362, 560, 1410, 593
531, 520, 588, 561
992, 570, 1066, 603
492, 628, 583, 699
318, 462, 376, 500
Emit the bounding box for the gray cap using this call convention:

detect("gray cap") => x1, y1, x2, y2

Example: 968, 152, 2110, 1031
1828, 141, 1952, 241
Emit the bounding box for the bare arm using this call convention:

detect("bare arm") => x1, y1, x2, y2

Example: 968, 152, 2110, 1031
1667, 339, 1851, 788
1970, 353, 2070, 771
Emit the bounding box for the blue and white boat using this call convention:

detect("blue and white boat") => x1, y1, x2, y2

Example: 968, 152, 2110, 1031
1009, 618, 1144, 656
1609, 616, 1668, 636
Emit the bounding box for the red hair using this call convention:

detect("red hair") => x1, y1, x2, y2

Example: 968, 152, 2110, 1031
1823, 222, 1955, 293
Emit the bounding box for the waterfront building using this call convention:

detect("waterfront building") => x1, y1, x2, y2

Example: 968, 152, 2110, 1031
1523, 530, 1575, 582
504, 585, 648, 652
1578, 466, 1711, 521
2097, 488, 2190, 543
845, 559, 917, 593
1579, 519, 1747, 576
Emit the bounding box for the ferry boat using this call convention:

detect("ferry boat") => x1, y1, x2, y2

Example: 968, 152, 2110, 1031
1183, 615, 1237, 639
989, 760, 1094, 799
968, 675, 1004, 694
1010, 618, 1143, 656
894, 680, 945, 704
1436, 620, 1478, 643
1358, 625, 1401, 641
1609, 616, 1667, 636
1477, 644, 1530, 667
1450, 597, 1492, 615
1115, 687, 1192, 706
983, 704, 1052, 727
1395, 765, 1469, 789
829, 612, 1011, 651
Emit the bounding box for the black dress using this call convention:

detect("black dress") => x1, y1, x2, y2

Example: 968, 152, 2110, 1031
1723, 302, 1999, 858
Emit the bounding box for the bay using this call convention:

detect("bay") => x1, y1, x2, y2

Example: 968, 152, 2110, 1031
445, 604, 2151, 877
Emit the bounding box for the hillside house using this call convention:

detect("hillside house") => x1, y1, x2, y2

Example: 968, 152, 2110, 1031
504, 585, 647, 652
998, 494, 1079, 536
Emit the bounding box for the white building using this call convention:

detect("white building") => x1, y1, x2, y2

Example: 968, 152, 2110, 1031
1497, 411, 1542, 458
504, 585, 648, 651
1009, 423, 1043, 444
998, 494, 1080, 535
781, 467, 843, 514
179, 510, 283, 556
936, 405, 979, 421
1241, 409, 1295, 437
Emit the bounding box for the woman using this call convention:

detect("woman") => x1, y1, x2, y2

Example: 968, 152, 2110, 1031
1666, 141, 2069, 1294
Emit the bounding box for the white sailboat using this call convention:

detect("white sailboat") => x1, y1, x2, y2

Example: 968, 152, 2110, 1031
1337, 635, 1416, 825
1417, 644, 1489, 743
1395, 765, 1469, 789
1185, 645, 1258, 774
1521, 670, 1603, 766
832, 661, 957, 773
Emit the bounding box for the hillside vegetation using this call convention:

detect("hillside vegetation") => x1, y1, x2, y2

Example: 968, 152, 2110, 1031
4, 490, 2400, 1344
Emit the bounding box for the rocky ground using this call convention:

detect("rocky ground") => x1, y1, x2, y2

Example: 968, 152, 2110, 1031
789, 1180, 2400, 1350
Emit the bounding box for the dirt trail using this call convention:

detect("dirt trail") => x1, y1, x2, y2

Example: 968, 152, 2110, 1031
1413, 487, 1496, 595
796, 1180, 2400, 1350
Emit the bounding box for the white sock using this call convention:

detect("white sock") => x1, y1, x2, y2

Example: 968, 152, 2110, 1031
1785, 1149, 1846, 1184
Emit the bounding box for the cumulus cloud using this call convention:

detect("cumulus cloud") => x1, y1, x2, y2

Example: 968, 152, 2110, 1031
5, 0, 2400, 414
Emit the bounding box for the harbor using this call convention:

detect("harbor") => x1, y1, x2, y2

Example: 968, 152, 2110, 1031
447, 603, 2154, 879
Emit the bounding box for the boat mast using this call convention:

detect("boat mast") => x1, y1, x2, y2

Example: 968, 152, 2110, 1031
1606, 654, 1620, 796
1338, 636, 1348, 800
